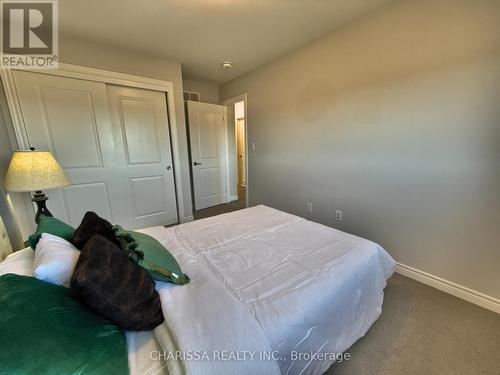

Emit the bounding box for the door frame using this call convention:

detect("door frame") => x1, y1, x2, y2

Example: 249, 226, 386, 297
222, 94, 248, 208
0, 63, 190, 238
236, 117, 246, 188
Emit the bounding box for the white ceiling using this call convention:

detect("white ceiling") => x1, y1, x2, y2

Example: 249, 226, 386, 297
60, 0, 393, 84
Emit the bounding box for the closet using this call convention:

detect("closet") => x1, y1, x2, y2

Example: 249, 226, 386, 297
11, 69, 178, 229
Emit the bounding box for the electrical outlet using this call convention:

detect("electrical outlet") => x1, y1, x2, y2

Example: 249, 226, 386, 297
335, 210, 343, 222
306, 202, 313, 213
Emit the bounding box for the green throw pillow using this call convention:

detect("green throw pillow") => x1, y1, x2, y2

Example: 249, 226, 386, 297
27, 214, 75, 249
0, 274, 128, 375
113, 226, 190, 285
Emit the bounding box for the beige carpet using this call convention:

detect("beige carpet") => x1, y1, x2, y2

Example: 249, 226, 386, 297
327, 273, 500, 375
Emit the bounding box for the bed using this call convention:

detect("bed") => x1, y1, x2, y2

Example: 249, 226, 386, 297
0, 246, 168, 375
0, 205, 395, 375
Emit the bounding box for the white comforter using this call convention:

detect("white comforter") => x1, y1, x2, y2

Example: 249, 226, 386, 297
141, 205, 396, 375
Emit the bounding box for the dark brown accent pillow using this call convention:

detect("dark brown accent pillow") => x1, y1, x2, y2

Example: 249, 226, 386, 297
72, 211, 120, 250
70, 234, 164, 331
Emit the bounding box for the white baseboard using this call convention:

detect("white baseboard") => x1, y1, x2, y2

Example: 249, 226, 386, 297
228, 195, 239, 202
396, 263, 500, 314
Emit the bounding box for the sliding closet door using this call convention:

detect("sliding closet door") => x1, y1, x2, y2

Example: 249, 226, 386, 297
13, 70, 120, 225
107, 85, 178, 228
12, 71, 178, 228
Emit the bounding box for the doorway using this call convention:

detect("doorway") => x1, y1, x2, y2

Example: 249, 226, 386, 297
222, 94, 248, 209
185, 95, 247, 219
235, 102, 246, 202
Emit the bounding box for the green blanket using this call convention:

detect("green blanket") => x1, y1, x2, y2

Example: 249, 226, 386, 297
0, 274, 129, 375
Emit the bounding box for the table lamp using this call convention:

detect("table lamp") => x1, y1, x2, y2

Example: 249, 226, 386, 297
4, 148, 70, 223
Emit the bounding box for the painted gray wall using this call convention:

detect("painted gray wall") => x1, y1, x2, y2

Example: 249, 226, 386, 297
221, 0, 500, 299
182, 78, 220, 104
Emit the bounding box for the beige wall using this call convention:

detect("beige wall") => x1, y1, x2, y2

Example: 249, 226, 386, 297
182, 78, 220, 104
221, 0, 500, 299
59, 35, 193, 221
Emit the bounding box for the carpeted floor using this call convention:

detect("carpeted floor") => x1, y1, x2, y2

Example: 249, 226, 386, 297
327, 273, 500, 375
193, 199, 246, 220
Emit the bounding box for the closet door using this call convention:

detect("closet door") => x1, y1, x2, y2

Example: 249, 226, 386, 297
13, 70, 119, 226
12, 71, 178, 228
106, 85, 178, 228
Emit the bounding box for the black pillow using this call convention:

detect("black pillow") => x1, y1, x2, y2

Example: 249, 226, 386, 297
72, 211, 120, 249
70, 234, 164, 331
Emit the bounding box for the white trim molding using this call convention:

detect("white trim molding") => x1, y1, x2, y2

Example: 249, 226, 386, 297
21, 63, 177, 92
396, 262, 500, 314
222, 105, 231, 204
228, 195, 239, 202
0, 63, 189, 229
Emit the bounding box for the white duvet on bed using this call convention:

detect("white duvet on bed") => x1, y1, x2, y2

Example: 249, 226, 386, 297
141, 205, 396, 375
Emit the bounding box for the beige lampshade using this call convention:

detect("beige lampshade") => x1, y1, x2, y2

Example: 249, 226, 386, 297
5, 150, 70, 192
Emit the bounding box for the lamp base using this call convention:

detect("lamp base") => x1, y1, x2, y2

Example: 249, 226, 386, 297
32, 191, 53, 224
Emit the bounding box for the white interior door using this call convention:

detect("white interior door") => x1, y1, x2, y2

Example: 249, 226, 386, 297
187, 101, 227, 210
12, 70, 178, 228
107, 85, 178, 228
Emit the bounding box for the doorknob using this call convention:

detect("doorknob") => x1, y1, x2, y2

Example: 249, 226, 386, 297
166, 166, 172, 170
193, 162, 202, 166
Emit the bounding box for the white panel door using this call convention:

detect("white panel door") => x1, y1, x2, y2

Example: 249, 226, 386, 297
187, 101, 227, 210
13, 70, 119, 226
107, 85, 178, 228
12, 71, 178, 229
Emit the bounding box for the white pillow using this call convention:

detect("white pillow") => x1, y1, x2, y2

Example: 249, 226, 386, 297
33, 233, 80, 288
0, 248, 35, 277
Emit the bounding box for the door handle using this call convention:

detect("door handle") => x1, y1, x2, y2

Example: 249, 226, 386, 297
166, 166, 172, 170
193, 162, 202, 166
